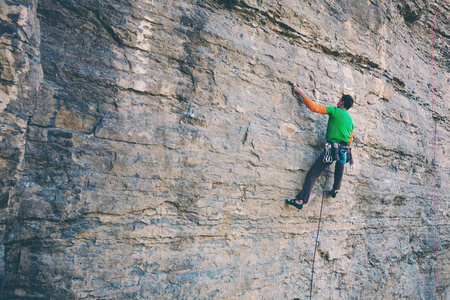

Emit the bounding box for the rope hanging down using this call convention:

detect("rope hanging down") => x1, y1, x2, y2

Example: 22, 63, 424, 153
430, 1, 445, 299
308, 166, 329, 299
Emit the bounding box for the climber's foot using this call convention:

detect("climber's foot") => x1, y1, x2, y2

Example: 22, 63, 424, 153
285, 199, 304, 210
330, 190, 339, 198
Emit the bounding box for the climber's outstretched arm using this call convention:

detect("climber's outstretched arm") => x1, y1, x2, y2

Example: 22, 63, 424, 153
293, 84, 327, 114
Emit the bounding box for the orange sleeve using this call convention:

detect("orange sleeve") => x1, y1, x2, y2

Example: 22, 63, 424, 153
349, 132, 353, 145
302, 96, 327, 114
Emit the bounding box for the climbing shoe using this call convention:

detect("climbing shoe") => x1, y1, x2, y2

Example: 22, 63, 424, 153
330, 190, 338, 198
285, 199, 303, 210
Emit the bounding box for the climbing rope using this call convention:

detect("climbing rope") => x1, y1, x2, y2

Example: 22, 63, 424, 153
309, 165, 330, 299
430, 1, 445, 299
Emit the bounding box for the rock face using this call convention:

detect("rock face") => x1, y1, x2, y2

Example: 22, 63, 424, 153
1, 0, 449, 299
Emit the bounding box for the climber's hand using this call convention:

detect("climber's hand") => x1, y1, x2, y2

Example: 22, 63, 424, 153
293, 84, 307, 98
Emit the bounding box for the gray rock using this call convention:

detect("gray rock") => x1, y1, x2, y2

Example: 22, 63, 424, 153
0, 0, 449, 299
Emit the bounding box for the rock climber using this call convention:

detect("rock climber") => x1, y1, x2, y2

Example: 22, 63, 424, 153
285, 83, 354, 210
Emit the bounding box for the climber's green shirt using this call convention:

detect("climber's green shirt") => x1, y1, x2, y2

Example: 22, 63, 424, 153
325, 107, 354, 143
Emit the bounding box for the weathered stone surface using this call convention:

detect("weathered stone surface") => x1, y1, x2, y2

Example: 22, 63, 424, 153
0, 0, 449, 299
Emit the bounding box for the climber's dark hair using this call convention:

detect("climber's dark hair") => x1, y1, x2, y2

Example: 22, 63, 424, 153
342, 95, 354, 110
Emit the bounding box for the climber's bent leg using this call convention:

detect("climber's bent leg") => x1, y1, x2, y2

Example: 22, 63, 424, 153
296, 155, 330, 204
332, 161, 345, 192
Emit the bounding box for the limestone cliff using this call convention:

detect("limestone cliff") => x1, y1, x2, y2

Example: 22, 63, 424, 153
0, 0, 449, 299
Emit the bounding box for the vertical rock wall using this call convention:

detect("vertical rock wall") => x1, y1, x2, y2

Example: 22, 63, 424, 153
0, 0, 449, 299
0, 0, 42, 293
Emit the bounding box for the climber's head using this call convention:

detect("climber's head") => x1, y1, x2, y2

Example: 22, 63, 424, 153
338, 95, 354, 110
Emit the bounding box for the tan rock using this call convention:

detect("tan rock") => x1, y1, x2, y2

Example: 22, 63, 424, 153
1, 0, 449, 299
279, 122, 299, 138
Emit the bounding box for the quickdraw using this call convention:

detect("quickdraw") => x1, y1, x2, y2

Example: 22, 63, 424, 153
322, 143, 333, 163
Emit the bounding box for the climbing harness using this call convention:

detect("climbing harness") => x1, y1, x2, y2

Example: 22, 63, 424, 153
333, 142, 340, 162
431, 1, 445, 299
309, 165, 329, 299
323, 142, 351, 165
